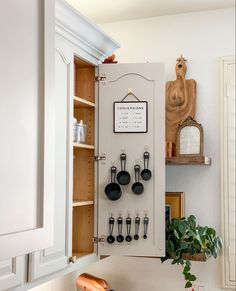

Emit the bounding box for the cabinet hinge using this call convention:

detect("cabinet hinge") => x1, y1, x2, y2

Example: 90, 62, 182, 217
94, 154, 106, 161
95, 75, 107, 84
93, 237, 105, 243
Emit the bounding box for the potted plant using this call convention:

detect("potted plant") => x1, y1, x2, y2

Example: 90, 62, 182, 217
161, 215, 223, 288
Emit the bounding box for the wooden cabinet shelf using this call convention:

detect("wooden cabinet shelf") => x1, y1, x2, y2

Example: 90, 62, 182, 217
72, 252, 92, 259
74, 96, 95, 108
73, 200, 94, 207
72, 56, 95, 260
73, 143, 95, 150
166, 156, 211, 165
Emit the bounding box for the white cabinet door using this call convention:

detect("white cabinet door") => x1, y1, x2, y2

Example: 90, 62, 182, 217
0, 0, 55, 260
0, 257, 25, 291
97, 63, 165, 257
28, 46, 73, 281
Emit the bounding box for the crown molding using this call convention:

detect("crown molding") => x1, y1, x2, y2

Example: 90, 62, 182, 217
55, 0, 120, 62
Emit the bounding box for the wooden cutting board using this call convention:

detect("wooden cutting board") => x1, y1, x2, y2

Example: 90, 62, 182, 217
166, 55, 196, 144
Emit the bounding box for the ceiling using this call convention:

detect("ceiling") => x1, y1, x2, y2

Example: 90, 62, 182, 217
65, 0, 235, 24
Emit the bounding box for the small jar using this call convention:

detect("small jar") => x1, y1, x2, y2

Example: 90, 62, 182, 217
76, 120, 88, 144
73, 117, 78, 142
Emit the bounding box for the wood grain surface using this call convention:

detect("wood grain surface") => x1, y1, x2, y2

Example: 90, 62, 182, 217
166, 55, 196, 144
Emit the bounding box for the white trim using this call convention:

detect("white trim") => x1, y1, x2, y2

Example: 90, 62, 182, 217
55, 0, 120, 62
0, 257, 25, 290
220, 56, 236, 289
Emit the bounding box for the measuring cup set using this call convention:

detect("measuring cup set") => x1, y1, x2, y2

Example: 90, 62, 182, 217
105, 152, 152, 201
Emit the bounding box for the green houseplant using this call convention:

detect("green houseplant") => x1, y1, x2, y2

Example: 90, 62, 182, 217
161, 215, 223, 288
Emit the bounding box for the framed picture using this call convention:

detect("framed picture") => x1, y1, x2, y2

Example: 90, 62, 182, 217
165, 192, 185, 221
176, 116, 204, 158
113, 101, 148, 133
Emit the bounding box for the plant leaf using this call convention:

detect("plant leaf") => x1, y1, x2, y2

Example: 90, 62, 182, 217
167, 240, 175, 254
184, 272, 191, 280
190, 274, 197, 281
174, 229, 180, 239
185, 260, 191, 267
185, 281, 192, 288
183, 265, 190, 273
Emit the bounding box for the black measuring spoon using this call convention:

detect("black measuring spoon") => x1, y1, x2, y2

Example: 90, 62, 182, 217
125, 216, 132, 242
116, 216, 124, 243
134, 216, 140, 240
117, 153, 130, 185
105, 166, 122, 201
141, 152, 152, 181
107, 216, 115, 244
143, 216, 149, 239
132, 165, 144, 195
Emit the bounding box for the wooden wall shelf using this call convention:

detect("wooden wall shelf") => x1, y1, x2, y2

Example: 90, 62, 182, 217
166, 156, 211, 165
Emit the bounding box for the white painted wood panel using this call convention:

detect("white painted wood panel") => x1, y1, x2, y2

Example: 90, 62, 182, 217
226, 62, 235, 284
0, 257, 24, 290
221, 56, 236, 289
0, 0, 55, 260
28, 45, 73, 281
98, 63, 165, 257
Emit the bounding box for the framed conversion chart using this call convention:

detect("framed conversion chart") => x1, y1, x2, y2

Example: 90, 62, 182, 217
113, 101, 148, 133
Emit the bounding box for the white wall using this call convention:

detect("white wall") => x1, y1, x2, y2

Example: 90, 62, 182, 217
31, 7, 235, 291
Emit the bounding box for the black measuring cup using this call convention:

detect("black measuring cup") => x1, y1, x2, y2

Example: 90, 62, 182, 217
117, 153, 130, 185
105, 166, 122, 201
141, 151, 152, 181
132, 165, 144, 195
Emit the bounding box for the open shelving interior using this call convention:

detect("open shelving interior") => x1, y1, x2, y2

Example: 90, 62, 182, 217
72, 56, 95, 259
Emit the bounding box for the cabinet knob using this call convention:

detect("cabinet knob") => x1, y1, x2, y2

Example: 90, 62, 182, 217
69, 256, 77, 263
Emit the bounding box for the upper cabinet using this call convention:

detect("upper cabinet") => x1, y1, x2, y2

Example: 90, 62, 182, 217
0, 0, 55, 260
29, 0, 121, 280
0, 0, 165, 288
30, 1, 165, 281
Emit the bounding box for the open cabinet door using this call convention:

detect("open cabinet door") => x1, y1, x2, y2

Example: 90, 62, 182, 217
97, 63, 165, 257
0, 0, 55, 260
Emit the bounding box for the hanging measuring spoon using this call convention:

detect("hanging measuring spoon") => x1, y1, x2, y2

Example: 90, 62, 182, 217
134, 216, 141, 240
143, 216, 149, 239
125, 216, 132, 242
116, 216, 124, 243
107, 216, 115, 244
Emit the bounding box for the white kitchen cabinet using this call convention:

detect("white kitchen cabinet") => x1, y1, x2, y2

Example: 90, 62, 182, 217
0, 1, 165, 289
30, 0, 164, 284
0, 0, 55, 261
71, 61, 165, 259
30, 0, 165, 282
29, 0, 120, 281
